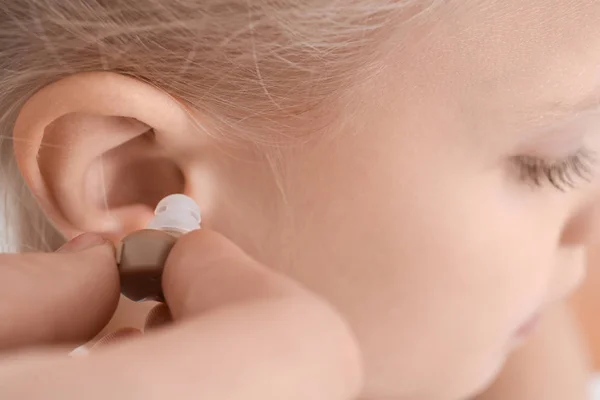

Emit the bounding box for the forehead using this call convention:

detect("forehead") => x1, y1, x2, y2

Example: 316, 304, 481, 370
377, 1, 600, 136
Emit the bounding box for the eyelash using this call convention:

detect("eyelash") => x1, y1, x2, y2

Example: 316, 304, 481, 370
513, 149, 596, 190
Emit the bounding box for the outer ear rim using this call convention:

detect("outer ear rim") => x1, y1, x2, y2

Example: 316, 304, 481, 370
12, 72, 196, 239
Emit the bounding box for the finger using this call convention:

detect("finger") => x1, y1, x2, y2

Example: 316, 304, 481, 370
67, 327, 143, 356
0, 233, 120, 350
144, 303, 172, 331
161, 229, 363, 400
162, 229, 310, 319
0, 230, 362, 400
90, 328, 142, 350
0, 295, 363, 400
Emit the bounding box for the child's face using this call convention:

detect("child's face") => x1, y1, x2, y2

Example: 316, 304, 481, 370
210, 2, 600, 399
14, 1, 600, 399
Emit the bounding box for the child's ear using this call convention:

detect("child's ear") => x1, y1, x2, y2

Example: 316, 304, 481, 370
12, 72, 206, 242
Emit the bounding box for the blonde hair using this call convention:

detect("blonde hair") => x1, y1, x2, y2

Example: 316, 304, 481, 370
0, 0, 435, 252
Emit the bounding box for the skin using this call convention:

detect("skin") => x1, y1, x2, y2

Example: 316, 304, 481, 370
0, 232, 361, 399
572, 239, 600, 369
7, 1, 600, 399
475, 302, 591, 400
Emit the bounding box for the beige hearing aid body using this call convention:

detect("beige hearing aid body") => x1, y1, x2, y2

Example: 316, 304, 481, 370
116, 194, 201, 302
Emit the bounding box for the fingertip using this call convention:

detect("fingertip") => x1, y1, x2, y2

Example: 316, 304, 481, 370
162, 229, 251, 296
162, 229, 292, 319
169, 229, 248, 262
56, 233, 112, 253
90, 327, 143, 350
161, 230, 239, 317
0, 237, 120, 349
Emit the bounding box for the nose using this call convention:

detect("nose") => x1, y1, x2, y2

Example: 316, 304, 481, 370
548, 247, 587, 304
552, 193, 600, 302
560, 198, 600, 248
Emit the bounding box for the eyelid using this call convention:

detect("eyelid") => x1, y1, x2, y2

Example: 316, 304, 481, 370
516, 114, 600, 158
513, 148, 596, 191
518, 131, 585, 159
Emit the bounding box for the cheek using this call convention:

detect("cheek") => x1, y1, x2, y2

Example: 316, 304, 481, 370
280, 139, 557, 396
360, 180, 549, 347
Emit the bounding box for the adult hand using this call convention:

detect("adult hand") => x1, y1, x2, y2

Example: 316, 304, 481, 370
0, 230, 363, 400
0, 233, 120, 350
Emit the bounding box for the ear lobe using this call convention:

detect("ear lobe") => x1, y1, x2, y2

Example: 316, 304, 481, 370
13, 72, 197, 242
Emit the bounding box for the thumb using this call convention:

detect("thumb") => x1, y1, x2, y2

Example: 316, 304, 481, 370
160, 229, 363, 400
162, 229, 304, 319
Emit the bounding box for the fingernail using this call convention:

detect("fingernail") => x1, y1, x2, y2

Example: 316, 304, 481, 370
56, 233, 108, 253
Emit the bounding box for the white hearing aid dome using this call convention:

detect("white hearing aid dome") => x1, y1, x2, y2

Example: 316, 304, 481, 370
146, 194, 202, 234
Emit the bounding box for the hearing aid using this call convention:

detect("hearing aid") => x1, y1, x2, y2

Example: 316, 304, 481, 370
116, 194, 201, 302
